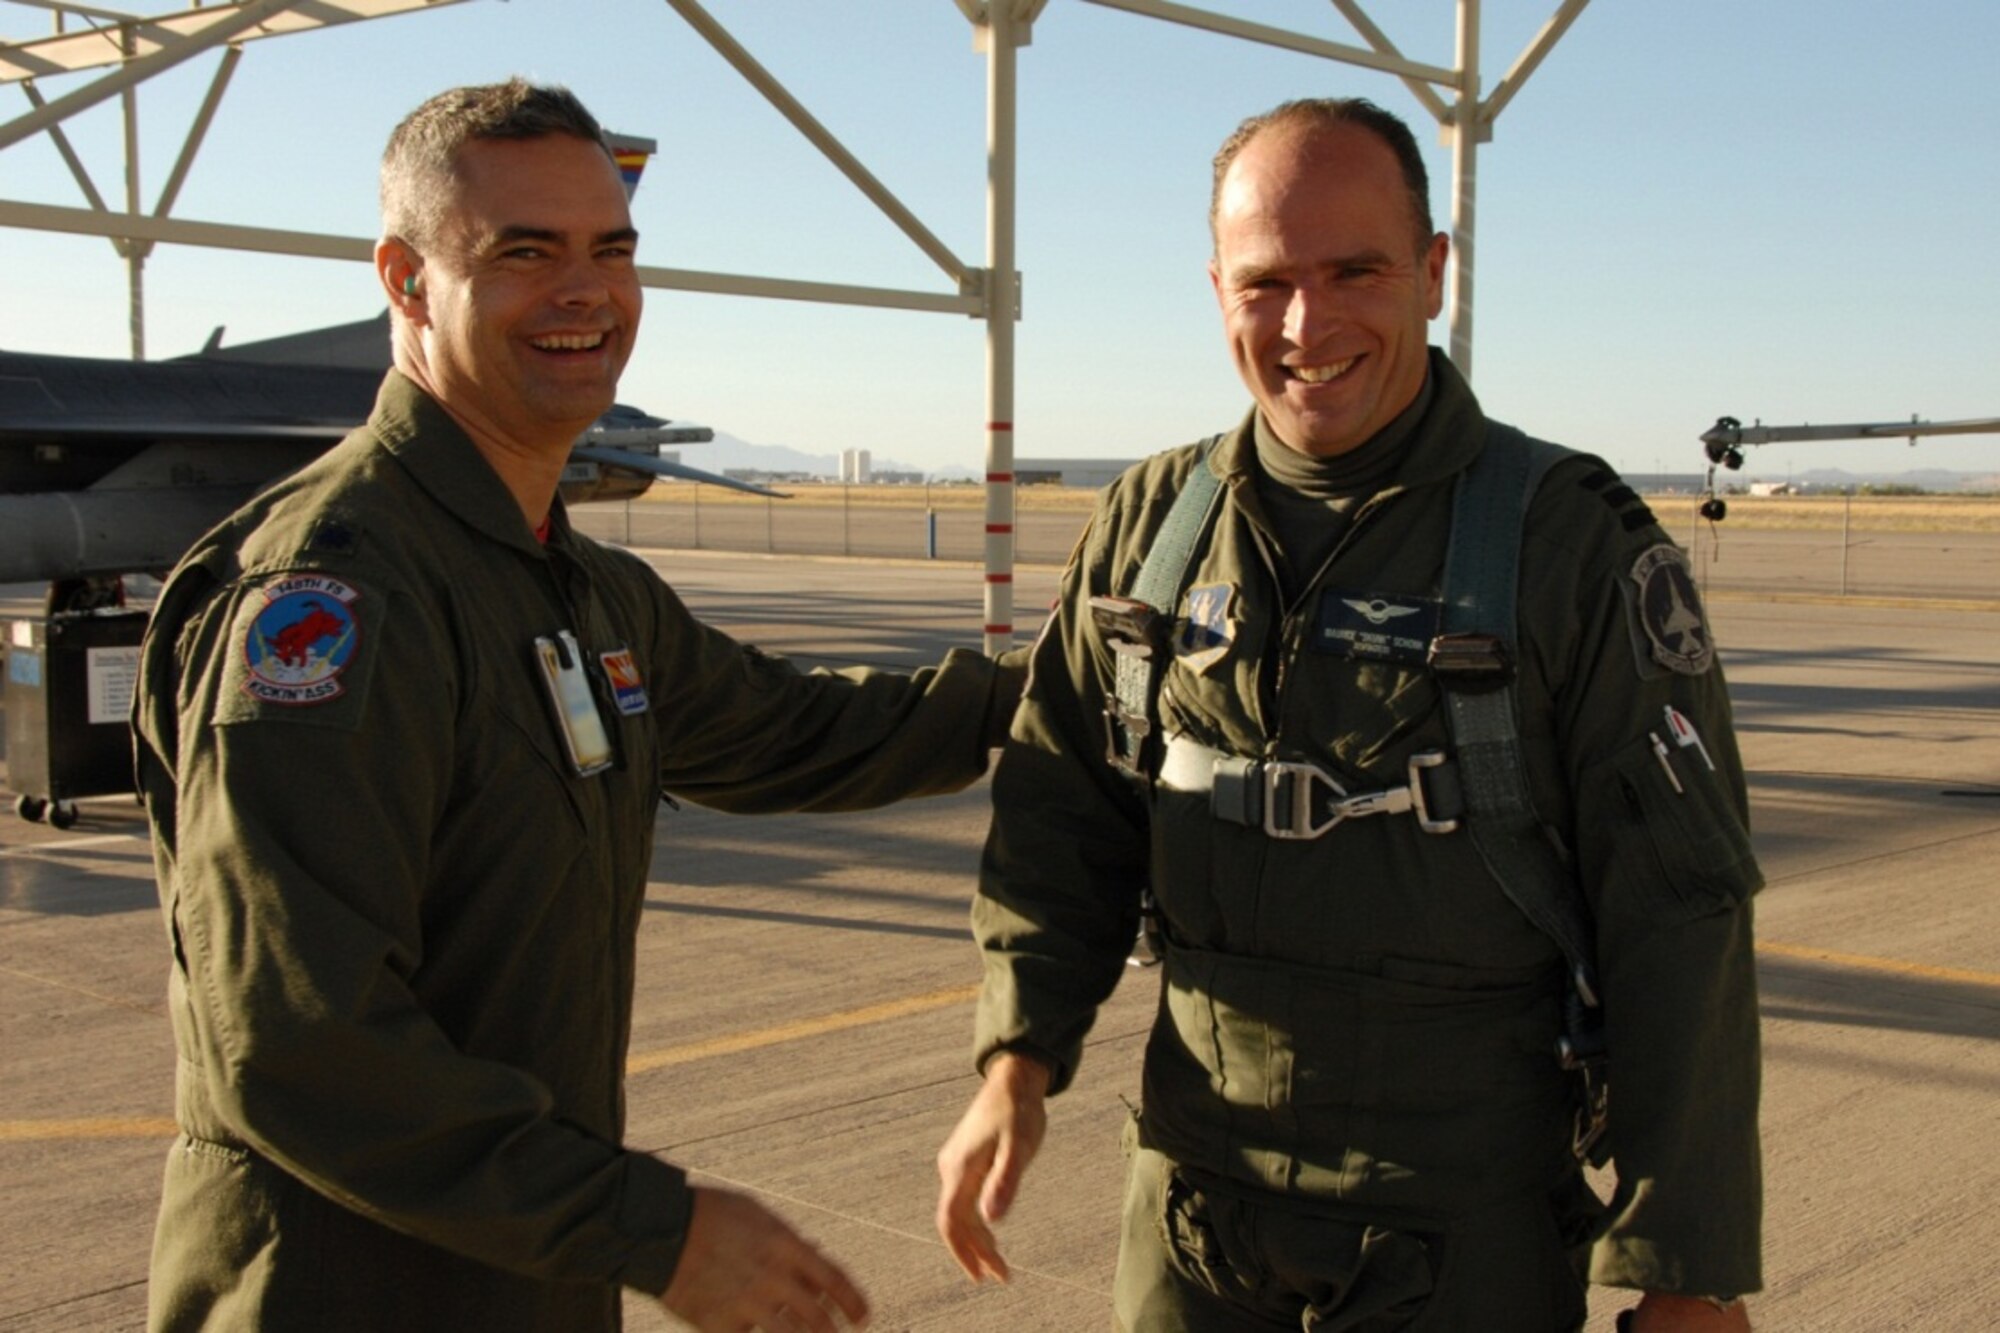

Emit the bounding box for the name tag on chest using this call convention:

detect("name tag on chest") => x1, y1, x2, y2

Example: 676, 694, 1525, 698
1311, 591, 1441, 667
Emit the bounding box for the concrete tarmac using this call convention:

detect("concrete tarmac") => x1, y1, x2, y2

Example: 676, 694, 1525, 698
2, 552, 1996, 1331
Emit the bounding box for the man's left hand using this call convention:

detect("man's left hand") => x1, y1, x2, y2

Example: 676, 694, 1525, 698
1622, 1292, 1751, 1332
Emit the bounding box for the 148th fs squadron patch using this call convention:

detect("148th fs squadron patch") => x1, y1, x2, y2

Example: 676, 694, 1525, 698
241, 575, 362, 704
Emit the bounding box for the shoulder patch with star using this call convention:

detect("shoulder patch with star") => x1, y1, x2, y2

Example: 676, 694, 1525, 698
1628, 544, 1714, 675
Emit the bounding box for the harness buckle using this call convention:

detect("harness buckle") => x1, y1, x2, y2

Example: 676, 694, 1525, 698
1102, 703, 1151, 774
1428, 632, 1514, 691
1408, 750, 1461, 834
1211, 751, 1462, 840
1261, 760, 1347, 839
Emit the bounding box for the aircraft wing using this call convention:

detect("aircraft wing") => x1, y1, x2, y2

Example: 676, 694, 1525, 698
0, 334, 781, 587
0, 419, 353, 442
571, 445, 790, 499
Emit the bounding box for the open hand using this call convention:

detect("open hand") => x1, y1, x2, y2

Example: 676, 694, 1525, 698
660, 1186, 868, 1332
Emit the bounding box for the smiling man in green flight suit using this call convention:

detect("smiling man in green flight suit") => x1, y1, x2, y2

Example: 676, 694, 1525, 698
935, 98, 1761, 1332
135, 80, 1019, 1333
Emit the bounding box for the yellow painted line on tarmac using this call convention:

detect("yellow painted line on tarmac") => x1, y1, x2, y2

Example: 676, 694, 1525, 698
1, 988, 984, 1140
626, 983, 979, 1075
1759, 940, 2000, 988
8, 955, 1987, 1140
0, 1116, 176, 1142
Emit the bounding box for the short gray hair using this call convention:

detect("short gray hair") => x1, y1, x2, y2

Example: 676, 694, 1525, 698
380, 79, 611, 251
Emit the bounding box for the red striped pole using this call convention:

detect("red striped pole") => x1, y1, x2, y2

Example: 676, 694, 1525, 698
980, 7, 1020, 656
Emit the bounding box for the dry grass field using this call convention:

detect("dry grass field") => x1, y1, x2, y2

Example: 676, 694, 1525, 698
640, 480, 2000, 533
1655, 493, 2000, 532
638, 480, 1099, 513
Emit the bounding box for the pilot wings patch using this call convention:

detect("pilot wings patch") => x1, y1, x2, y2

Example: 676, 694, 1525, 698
1312, 590, 1440, 667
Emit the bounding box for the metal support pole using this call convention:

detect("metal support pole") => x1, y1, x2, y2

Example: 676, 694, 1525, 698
979, 3, 1021, 655
1841, 490, 1852, 596
120, 28, 143, 360
1446, 0, 1480, 379
152, 44, 243, 223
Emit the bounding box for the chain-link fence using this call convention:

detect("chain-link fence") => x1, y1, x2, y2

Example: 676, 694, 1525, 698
571, 484, 1094, 567
571, 486, 2000, 604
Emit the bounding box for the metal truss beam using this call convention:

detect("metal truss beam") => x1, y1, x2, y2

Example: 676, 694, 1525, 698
0, 199, 986, 315
1080, 0, 1460, 87
0, 0, 471, 84
0, 0, 303, 148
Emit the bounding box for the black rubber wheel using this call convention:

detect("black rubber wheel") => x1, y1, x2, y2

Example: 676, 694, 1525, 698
14, 793, 49, 823
47, 800, 80, 830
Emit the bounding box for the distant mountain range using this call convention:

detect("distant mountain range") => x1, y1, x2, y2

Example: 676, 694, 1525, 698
678, 433, 1999, 493
679, 432, 978, 481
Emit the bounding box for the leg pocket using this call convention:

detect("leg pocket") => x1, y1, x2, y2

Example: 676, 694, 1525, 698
1114, 1146, 1273, 1332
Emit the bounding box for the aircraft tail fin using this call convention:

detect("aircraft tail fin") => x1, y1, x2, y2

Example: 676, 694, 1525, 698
605, 132, 657, 203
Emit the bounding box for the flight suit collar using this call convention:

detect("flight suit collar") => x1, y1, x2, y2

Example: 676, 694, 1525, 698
1211, 348, 1490, 501
367, 370, 553, 558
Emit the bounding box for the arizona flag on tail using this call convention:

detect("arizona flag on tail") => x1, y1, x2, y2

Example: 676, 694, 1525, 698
604, 131, 656, 202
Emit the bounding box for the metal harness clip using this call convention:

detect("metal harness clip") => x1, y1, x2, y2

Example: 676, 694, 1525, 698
1260, 760, 1351, 839
1244, 751, 1456, 840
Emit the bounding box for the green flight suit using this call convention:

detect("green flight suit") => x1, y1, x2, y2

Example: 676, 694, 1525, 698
973, 353, 1762, 1329
134, 372, 1015, 1333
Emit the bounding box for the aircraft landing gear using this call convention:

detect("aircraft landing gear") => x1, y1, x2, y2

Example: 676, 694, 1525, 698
15, 793, 48, 823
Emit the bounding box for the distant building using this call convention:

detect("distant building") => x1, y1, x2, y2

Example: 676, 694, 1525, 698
1748, 481, 1798, 497
840, 448, 872, 483
1015, 458, 1141, 489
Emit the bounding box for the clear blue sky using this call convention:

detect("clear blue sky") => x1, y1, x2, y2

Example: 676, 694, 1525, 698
4, 1, 1996, 478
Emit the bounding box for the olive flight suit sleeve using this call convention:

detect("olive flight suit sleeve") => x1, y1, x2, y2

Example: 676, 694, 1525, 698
967, 489, 1159, 1094
636, 567, 1023, 813
1522, 466, 1764, 1299
135, 556, 693, 1296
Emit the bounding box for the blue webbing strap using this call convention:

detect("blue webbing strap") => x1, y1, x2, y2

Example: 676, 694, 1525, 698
1439, 423, 1599, 1004
1109, 438, 1224, 771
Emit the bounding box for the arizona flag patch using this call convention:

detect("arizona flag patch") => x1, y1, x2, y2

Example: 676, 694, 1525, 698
599, 647, 650, 715
1175, 583, 1237, 672
242, 576, 361, 705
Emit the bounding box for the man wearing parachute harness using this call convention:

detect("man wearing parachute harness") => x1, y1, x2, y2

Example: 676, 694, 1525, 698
935, 99, 1762, 1330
